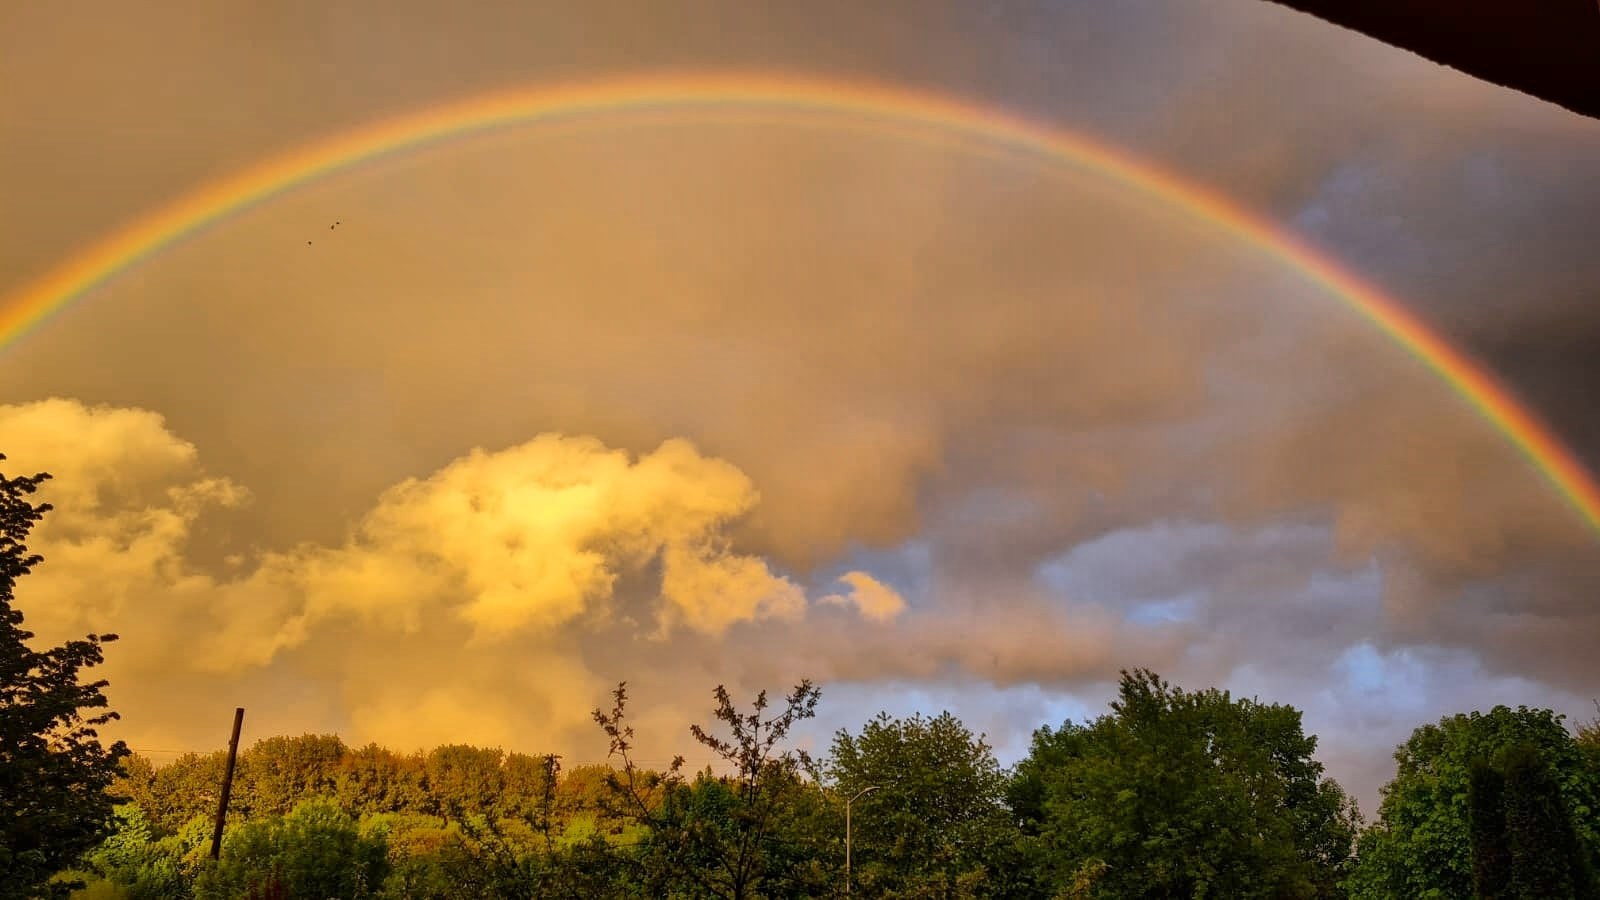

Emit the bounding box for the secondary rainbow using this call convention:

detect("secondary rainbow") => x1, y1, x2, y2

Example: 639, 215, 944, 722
4, 71, 1598, 535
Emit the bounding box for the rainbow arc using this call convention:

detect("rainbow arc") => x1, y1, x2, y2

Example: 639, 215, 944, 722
2, 71, 1596, 534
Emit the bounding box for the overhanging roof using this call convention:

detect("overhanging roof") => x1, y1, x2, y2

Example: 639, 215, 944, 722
1264, 0, 1600, 121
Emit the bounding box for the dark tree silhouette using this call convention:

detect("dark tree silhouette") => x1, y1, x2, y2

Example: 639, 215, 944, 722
1500, 742, 1599, 899
0, 454, 130, 898
1467, 757, 1511, 899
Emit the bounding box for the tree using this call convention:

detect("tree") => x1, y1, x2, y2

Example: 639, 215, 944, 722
827, 711, 1031, 898
1347, 705, 1600, 899
234, 734, 348, 819
334, 743, 430, 817
593, 679, 827, 899
557, 764, 619, 820
424, 744, 507, 822
1499, 742, 1599, 898
499, 751, 561, 835
1579, 700, 1600, 775
139, 751, 230, 836
526, 832, 644, 899
0, 455, 131, 898
1467, 756, 1511, 899
1012, 669, 1358, 899
193, 798, 389, 899
80, 804, 198, 900
1583, 700, 1600, 746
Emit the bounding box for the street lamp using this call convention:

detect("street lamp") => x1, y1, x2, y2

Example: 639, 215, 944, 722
845, 785, 879, 896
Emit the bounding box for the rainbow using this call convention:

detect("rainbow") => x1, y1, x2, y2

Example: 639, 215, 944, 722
3, 71, 1598, 535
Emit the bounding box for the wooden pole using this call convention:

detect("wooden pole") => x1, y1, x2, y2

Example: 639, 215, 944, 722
209, 707, 245, 860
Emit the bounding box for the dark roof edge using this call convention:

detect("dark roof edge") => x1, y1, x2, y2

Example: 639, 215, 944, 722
1264, 0, 1600, 121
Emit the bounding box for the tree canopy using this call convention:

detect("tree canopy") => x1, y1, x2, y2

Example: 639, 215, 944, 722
593, 680, 832, 899
827, 711, 1028, 898
1012, 668, 1359, 899
0, 456, 130, 899
1346, 704, 1600, 899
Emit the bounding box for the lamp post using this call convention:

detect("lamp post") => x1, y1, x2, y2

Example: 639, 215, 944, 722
845, 785, 879, 895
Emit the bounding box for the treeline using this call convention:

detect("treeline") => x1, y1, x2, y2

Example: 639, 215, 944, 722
111, 741, 627, 840
49, 675, 1600, 899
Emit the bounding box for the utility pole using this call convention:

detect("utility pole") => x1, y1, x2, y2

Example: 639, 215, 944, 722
208, 707, 245, 860
538, 753, 562, 852
845, 785, 879, 895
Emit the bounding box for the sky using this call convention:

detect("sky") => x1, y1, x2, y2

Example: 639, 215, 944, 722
2, 0, 1598, 814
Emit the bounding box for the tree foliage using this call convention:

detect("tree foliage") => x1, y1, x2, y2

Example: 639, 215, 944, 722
68, 674, 1378, 899
1346, 704, 1600, 899
193, 798, 389, 899
233, 734, 348, 820
1499, 742, 1599, 898
0, 456, 130, 898
593, 679, 829, 899
1467, 756, 1511, 899
1012, 669, 1358, 899
828, 711, 1029, 898
335, 743, 430, 818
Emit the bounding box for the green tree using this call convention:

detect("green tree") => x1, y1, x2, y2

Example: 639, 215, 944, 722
1467, 757, 1511, 899
372, 813, 464, 899
142, 752, 229, 836
111, 755, 159, 817
424, 744, 506, 822
425, 754, 571, 900
193, 798, 388, 899
499, 752, 560, 833
1013, 669, 1358, 899
1347, 705, 1600, 899
80, 804, 194, 900
234, 734, 347, 819
526, 832, 644, 899
1500, 742, 1598, 898
335, 744, 430, 817
0, 456, 131, 898
593, 679, 826, 899
557, 765, 618, 821
828, 711, 1030, 898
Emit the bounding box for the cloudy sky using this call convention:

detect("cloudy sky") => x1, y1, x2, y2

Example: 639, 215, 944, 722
3, 0, 1598, 812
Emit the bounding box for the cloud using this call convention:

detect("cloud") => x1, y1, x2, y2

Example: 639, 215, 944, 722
1, 404, 864, 665
12, 400, 1126, 758
271, 434, 805, 641
5, 0, 1600, 813
0, 398, 248, 655
820, 571, 906, 622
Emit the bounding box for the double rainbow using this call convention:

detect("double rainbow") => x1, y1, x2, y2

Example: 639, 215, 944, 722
3, 72, 1597, 535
